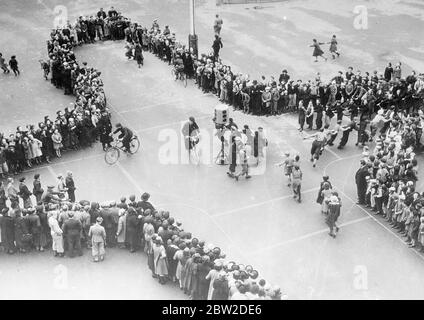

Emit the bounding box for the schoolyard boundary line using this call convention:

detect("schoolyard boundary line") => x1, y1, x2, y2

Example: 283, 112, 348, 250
118, 92, 214, 114
17, 152, 105, 175
212, 187, 320, 218
250, 216, 372, 256
336, 188, 424, 262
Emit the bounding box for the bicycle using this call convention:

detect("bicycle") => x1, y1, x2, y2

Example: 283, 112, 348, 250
104, 135, 141, 165
171, 66, 187, 87
188, 135, 200, 165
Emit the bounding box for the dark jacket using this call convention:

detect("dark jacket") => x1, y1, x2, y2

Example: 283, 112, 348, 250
63, 218, 82, 237
19, 182, 32, 200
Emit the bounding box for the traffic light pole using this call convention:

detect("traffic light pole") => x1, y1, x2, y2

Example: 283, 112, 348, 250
188, 0, 198, 58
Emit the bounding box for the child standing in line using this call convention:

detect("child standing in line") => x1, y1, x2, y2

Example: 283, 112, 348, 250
418, 216, 424, 252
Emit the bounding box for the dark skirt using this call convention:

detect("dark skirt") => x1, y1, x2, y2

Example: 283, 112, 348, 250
313, 46, 324, 57
148, 252, 155, 272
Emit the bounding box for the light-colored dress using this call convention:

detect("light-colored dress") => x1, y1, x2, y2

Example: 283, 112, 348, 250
321, 189, 333, 213
205, 269, 219, 300
116, 214, 126, 244
48, 215, 64, 253
153, 244, 168, 276
52, 132, 63, 150
30, 138, 43, 158
174, 250, 184, 281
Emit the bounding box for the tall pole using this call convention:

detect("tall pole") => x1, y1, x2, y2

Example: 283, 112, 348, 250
188, 0, 198, 57
189, 0, 195, 35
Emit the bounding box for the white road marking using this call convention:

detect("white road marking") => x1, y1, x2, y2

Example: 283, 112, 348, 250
107, 101, 141, 137
46, 165, 58, 179
213, 187, 320, 218
118, 92, 214, 114
21, 153, 104, 174
322, 153, 362, 177
336, 188, 424, 262
115, 161, 144, 194
250, 216, 371, 255
324, 146, 342, 160
136, 114, 211, 133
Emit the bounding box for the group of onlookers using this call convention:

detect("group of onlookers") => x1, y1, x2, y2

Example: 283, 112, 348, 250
355, 108, 424, 250
115, 15, 424, 126
0, 12, 116, 178
0, 173, 282, 300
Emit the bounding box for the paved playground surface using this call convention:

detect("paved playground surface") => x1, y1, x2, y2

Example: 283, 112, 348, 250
1, 0, 424, 299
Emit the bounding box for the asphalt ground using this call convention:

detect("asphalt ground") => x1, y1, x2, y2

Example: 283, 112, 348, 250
1, 0, 424, 299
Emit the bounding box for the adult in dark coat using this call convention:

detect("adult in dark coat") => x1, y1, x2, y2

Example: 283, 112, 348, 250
227, 138, 237, 178
384, 62, 393, 82
166, 240, 179, 282
249, 81, 262, 115
40, 128, 53, 163
62, 211, 83, 257
89, 202, 101, 225
139, 192, 155, 212
19, 177, 32, 209
98, 114, 113, 150
100, 205, 115, 247
65, 171, 76, 203
212, 35, 223, 59
33, 174, 44, 205
36, 204, 50, 250
315, 100, 323, 130
0, 182, 7, 212
126, 207, 140, 252
212, 274, 229, 300
134, 43, 144, 68
109, 202, 120, 246
26, 207, 41, 250
355, 160, 368, 205
0, 208, 16, 254
14, 210, 30, 253
196, 258, 211, 300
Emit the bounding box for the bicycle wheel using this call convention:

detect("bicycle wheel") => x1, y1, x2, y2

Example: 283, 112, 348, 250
129, 136, 140, 154
189, 147, 200, 165
105, 147, 120, 165
182, 73, 188, 87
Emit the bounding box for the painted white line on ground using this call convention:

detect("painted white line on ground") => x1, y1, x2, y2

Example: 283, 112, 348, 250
116, 161, 144, 194
153, 202, 250, 262
336, 188, 424, 262
21, 153, 105, 175
107, 101, 140, 136
136, 114, 211, 133
324, 146, 342, 160
250, 216, 371, 255
213, 187, 320, 218
118, 92, 214, 114
322, 153, 362, 177
46, 165, 58, 179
